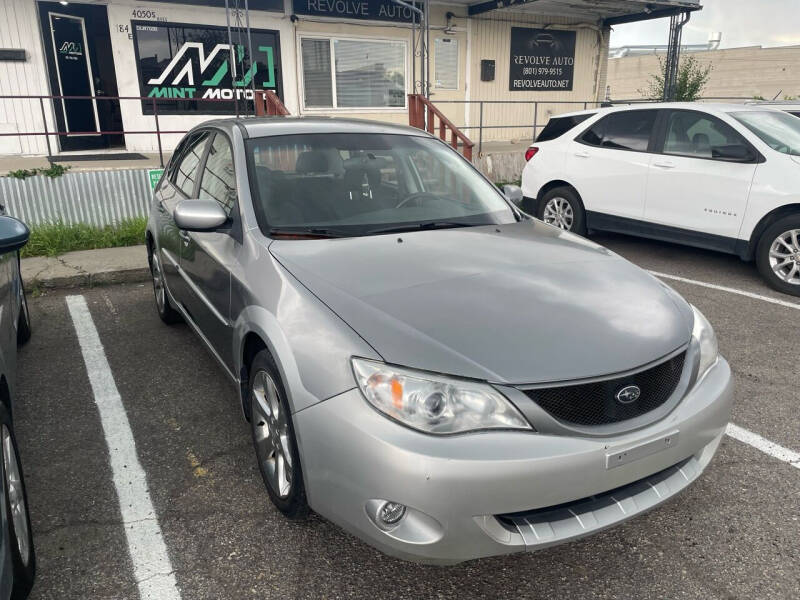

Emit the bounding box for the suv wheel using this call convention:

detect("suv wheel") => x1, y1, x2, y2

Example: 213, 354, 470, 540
756, 215, 800, 296
537, 186, 586, 235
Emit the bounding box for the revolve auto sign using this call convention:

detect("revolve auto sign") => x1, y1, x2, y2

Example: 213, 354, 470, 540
509, 27, 576, 91
292, 0, 420, 23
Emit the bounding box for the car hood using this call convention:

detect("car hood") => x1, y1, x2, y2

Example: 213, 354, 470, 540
269, 221, 693, 384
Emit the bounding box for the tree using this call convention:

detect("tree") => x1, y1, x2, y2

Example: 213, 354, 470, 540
640, 55, 712, 101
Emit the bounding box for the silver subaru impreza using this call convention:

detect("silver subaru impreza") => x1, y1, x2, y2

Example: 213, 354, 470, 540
146, 117, 733, 565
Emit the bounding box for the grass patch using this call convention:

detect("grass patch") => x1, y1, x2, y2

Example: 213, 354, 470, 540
6, 164, 71, 180
21, 217, 147, 258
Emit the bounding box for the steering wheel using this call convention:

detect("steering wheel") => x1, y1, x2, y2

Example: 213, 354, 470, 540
395, 192, 440, 209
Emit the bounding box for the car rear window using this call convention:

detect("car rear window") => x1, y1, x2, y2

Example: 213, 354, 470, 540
535, 114, 594, 142
578, 110, 658, 152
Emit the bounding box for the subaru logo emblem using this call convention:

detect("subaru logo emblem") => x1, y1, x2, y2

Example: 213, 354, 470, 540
616, 385, 641, 404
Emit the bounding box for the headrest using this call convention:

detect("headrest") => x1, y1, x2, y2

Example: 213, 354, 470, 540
296, 151, 329, 174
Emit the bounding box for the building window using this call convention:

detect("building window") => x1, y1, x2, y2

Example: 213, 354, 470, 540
300, 37, 406, 109
434, 38, 458, 90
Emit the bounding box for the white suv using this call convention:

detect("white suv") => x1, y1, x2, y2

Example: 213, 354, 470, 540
521, 103, 800, 296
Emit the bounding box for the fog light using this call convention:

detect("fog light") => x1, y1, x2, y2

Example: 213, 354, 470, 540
378, 501, 406, 526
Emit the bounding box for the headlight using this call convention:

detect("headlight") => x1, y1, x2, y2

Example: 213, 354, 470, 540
352, 358, 532, 434
691, 305, 718, 378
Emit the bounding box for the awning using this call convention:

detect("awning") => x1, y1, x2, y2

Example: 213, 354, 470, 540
460, 0, 701, 24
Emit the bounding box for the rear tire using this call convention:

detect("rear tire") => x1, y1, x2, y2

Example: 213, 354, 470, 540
0, 403, 35, 600
248, 350, 309, 520
537, 186, 586, 235
755, 214, 800, 297
149, 246, 182, 325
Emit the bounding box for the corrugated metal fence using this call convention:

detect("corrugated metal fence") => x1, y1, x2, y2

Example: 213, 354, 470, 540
0, 168, 153, 227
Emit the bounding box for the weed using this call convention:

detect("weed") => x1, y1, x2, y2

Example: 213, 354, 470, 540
21, 217, 147, 258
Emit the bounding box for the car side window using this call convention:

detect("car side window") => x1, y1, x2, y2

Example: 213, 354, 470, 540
165, 137, 191, 183
174, 132, 211, 197
663, 111, 751, 160
579, 110, 657, 152
536, 113, 594, 143
198, 134, 237, 217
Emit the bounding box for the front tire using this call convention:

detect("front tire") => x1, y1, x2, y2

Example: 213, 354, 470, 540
537, 186, 586, 235
0, 403, 35, 599
248, 350, 309, 520
149, 247, 182, 325
16, 286, 31, 347
756, 215, 800, 296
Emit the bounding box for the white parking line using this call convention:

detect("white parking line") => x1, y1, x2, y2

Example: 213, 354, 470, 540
649, 271, 800, 311
66, 295, 181, 600
726, 423, 800, 470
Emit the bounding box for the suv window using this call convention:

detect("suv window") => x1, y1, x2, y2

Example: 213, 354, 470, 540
663, 110, 752, 160
174, 132, 211, 197
536, 113, 594, 142
199, 134, 237, 216
579, 110, 657, 152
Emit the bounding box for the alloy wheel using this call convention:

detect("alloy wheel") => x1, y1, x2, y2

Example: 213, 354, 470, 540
2, 425, 30, 567
543, 197, 574, 230
769, 228, 800, 285
251, 371, 293, 499
151, 252, 166, 312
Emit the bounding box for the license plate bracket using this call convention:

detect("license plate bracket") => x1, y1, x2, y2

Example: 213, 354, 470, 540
605, 430, 679, 469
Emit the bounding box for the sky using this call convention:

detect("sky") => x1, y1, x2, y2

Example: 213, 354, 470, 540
609, 0, 800, 49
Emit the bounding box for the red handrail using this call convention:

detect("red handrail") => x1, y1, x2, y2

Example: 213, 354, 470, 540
254, 90, 290, 116
408, 94, 474, 161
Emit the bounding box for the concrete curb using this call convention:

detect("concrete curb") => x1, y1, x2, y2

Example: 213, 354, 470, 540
22, 245, 150, 291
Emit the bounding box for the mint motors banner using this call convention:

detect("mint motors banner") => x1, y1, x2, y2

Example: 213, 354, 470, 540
132, 21, 282, 114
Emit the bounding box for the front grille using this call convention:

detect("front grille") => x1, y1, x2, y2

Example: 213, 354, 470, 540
520, 352, 686, 426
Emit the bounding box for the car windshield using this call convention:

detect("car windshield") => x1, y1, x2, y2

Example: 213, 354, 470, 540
245, 133, 516, 237
731, 110, 800, 156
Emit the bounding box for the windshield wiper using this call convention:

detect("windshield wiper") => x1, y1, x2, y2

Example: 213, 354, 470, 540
366, 221, 474, 236
268, 227, 349, 239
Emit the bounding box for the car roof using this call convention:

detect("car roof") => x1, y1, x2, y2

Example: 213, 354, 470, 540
553, 102, 780, 120
196, 116, 430, 139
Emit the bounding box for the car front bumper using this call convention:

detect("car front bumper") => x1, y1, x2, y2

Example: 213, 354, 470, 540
293, 357, 733, 565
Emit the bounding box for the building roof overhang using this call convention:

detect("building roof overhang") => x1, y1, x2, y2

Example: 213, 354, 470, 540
457, 0, 701, 24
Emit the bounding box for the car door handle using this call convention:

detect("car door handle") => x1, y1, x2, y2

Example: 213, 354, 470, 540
178, 230, 191, 246
574, 150, 590, 158
157, 201, 167, 213
653, 160, 676, 169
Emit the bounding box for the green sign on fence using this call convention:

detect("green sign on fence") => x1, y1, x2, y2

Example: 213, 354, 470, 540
148, 169, 164, 191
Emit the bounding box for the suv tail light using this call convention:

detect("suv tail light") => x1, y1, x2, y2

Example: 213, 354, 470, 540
525, 147, 539, 161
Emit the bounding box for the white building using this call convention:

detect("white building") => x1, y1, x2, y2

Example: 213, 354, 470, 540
0, 0, 700, 157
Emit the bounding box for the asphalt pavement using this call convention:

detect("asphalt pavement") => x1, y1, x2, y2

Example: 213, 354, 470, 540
14, 232, 800, 599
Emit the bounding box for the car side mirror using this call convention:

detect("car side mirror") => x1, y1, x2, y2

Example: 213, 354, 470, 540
712, 144, 756, 162
503, 184, 524, 206
173, 200, 228, 232
0, 216, 30, 254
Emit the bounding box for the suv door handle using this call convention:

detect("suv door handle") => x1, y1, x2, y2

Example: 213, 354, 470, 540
178, 230, 191, 246
574, 150, 590, 158
653, 160, 676, 169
